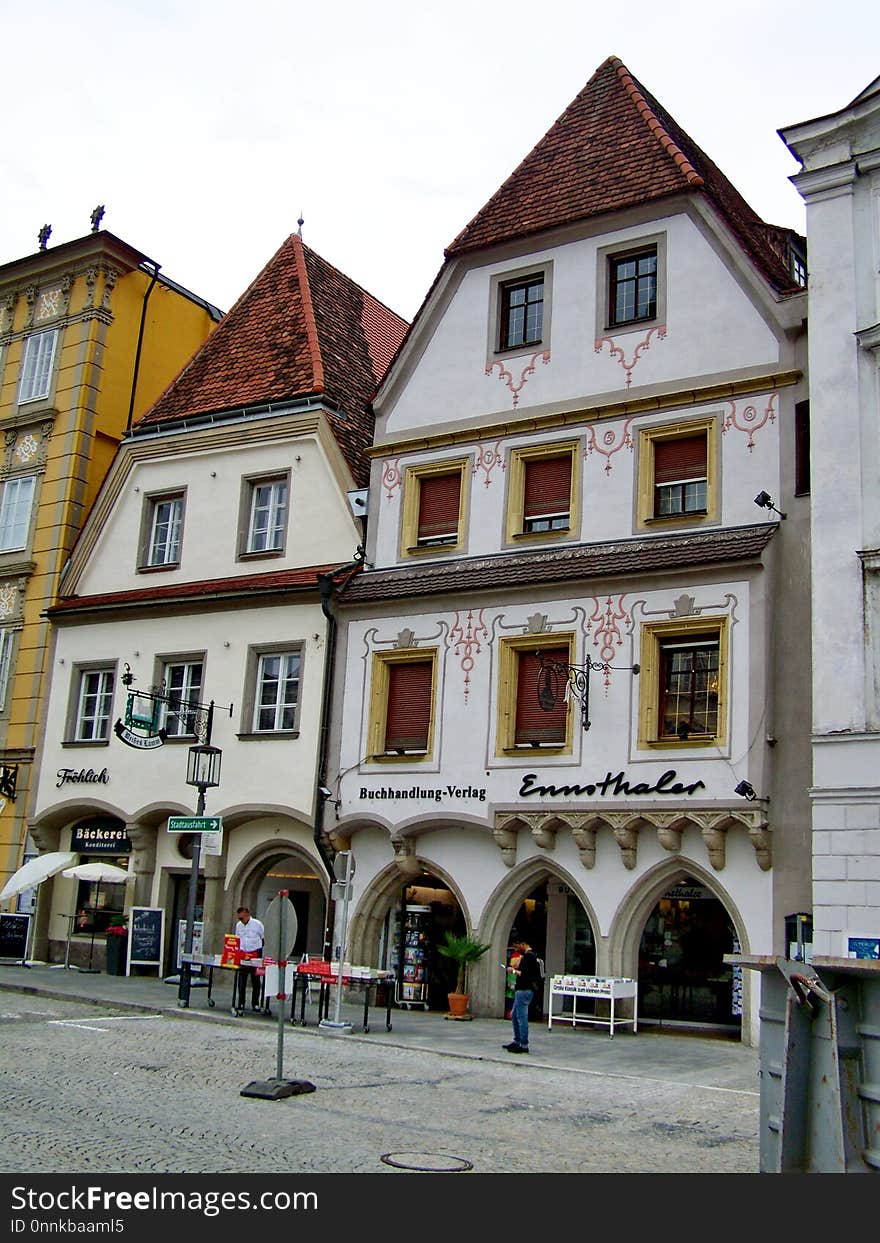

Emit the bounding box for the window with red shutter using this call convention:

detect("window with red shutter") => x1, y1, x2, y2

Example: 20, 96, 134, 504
522, 456, 571, 533
514, 647, 568, 745
417, 472, 461, 545
653, 434, 707, 517
383, 661, 433, 753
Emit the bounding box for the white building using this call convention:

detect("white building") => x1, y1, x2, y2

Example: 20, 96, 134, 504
29, 234, 406, 971
781, 76, 880, 962
326, 56, 811, 1043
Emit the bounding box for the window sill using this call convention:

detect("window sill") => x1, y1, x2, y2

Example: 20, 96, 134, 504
237, 549, 285, 562
405, 540, 460, 555
370, 751, 431, 763
62, 738, 111, 747
137, 561, 181, 574
603, 315, 662, 335
642, 736, 718, 749
500, 744, 569, 756
493, 339, 544, 357
236, 730, 300, 741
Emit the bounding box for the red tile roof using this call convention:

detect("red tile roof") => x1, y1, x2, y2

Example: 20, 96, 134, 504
339, 524, 777, 605
48, 564, 345, 618
136, 235, 408, 486
445, 56, 801, 295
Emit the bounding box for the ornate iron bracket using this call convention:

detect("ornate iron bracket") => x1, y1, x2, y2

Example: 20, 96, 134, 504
536, 650, 639, 732
120, 663, 233, 744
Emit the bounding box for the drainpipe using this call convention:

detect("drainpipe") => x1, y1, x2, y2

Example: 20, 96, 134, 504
126, 261, 160, 435
314, 552, 364, 958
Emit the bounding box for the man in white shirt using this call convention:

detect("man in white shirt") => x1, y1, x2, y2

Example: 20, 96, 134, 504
234, 906, 265, 1013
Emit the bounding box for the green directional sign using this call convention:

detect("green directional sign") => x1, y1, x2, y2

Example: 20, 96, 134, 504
167, 816, 223, 834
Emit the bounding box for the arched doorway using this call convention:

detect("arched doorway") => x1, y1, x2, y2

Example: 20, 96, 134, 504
505, 877, 597, 1017
380, 872, 466, 1012
246, 852, 327, 958
638, 879, 742, 1034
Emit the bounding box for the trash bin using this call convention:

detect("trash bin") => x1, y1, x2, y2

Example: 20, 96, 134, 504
105, 932, 128, 975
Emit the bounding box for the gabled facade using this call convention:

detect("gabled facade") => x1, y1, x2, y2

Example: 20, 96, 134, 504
0, 226, 220, 908
327, 57, 811, 1043
29, 234, 406, 970
781, 76, 880, 961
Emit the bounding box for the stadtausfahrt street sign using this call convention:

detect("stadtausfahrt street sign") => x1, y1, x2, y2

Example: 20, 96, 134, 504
167, 816, 223, 833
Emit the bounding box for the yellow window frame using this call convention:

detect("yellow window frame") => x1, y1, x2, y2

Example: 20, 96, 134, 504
496, 632, 575, 756
637, 615, 728, 749
368, 647, 439, 762
635, 417, 718, 532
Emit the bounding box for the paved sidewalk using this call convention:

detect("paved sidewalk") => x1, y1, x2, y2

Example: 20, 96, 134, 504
0, 960, 759, 1095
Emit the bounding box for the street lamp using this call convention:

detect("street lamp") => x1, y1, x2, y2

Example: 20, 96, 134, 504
178, 708, 222, 1008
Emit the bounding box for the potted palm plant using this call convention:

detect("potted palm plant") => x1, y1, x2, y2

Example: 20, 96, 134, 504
438, 930, 491, 1019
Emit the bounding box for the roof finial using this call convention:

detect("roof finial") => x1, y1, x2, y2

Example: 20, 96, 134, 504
38, 224, 52, 251
90, 204, 105, 233
297, 213, 304, 238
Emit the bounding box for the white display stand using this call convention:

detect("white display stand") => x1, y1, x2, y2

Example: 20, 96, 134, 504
547, 975, 638, 1037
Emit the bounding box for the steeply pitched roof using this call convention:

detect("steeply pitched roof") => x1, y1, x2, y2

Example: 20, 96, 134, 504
339, 523, 777, 605
136, 234, 408, 485
445, 56, 800, 295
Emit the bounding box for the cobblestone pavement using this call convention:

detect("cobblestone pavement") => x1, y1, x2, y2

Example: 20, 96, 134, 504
1, 995, 759, 1174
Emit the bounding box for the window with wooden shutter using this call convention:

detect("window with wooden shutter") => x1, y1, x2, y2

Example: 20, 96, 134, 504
384, 661, 433, 753
653, 433, 707, 517
417, 472, 461, 545
522, 456, 571, 533
514, 647, 569, 745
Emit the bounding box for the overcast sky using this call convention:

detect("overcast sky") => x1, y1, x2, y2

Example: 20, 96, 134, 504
2, 1, 876, 321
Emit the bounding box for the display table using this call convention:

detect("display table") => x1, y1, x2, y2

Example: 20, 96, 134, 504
547, 975, 638, 1037
180, 952, 270, 1016
292, 961, 394, 1033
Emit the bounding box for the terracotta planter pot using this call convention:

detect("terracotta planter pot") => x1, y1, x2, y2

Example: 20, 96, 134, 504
446, 992, 470, 1017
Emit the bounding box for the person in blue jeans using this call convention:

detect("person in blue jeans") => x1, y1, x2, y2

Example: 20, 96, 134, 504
505, 939, 542, 1053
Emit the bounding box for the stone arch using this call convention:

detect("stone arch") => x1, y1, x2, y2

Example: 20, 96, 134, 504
347, 857, 471, 972
609, 855, 752, 1038
471, 855, 600, 1017
224, 838, 330, 953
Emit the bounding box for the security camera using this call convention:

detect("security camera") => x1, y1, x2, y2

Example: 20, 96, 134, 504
734, 780, 757, 801
317, 785, 333, 799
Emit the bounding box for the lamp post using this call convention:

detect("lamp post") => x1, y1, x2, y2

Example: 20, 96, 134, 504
177, 703, 222, 1008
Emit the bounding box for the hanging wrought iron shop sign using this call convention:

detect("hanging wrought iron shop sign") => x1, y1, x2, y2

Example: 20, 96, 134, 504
536, 649, 639, 732
114, 664, 167, 750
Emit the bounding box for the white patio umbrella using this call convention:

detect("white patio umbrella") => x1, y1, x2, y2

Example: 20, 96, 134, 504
0, 850, 78, 902
0, 851, 78, 967
61, 862, 133, 974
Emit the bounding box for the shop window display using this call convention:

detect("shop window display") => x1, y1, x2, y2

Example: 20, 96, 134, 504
74, 858, 128, 935
638, 883, 741, 1032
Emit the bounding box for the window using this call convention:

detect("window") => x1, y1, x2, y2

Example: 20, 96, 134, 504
142, 493, 184, 568
597, 234, 666, 337
653, 434, 707, 517
497, 633, 574, 754
252, 650, 300, 732
487, 262, 553, 363
499, 275, 544, 350
162, 659, 204, 737
368, 649, 437, 760
609, 247, 657, 328
400, 459, 468, 556
0, 628, 14, 712
505, 442, 579, 544
636, 419, 717, 530
0, 476, 36, 552
638, 618, 728, 748
795, 400, 810, 496
18, 329, 58, 403
73, 667, 115, 742
240, 474, 289, 556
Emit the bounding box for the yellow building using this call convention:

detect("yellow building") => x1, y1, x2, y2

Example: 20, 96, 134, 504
0, 225, 221, 908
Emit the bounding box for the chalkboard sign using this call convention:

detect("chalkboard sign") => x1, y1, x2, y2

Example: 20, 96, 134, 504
0, 912, 30, 960
126, 906, 165, 976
